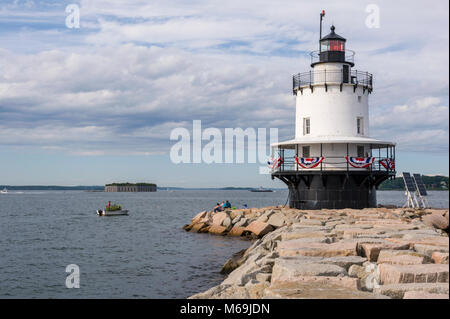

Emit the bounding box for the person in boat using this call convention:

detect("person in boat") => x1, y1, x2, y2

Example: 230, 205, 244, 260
106, 201, 111, 210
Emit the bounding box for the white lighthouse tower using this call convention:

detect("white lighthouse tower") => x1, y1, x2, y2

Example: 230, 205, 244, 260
271, 13, 396, 209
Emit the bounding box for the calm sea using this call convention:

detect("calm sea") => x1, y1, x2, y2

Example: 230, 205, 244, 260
0, 189, 448, 298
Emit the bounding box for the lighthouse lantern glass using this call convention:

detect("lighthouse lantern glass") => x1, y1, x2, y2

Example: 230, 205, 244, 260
321, 40, 345, 52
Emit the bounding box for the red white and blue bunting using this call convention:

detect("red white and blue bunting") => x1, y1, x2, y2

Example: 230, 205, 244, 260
295, 156, 325, 169
345, 156, 375, 168
379, 158, 395, 170
267, 157, 283, 169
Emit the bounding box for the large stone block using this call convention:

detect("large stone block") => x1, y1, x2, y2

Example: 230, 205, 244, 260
278, 241, 358, 258
374, 283, 449, 299
360, 242, 410, 262
212, 212, 228, 226
190, 222, 208, 233
191, 210, 207, 224
272, 259, 347, 282
378, 255, 425, 265
432, 252, 449, 264
414, 244, 449, 257
403, 291, 449, 299
227, 226, 246, 237
422, 214, 449, 230
244, 221, 274, 237
267, 214, 286, 228
208, 225, 228, 235
379, 264, 449, 284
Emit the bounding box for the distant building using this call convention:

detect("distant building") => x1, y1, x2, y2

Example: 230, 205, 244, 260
105, 183, 157, 192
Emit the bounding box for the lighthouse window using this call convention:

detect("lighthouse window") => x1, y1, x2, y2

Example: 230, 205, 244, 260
358, 96, 362, 103
303, 118, 311, 135
302, 146, 310, 158
357, 146, 365, 158
357, 117, 364, 135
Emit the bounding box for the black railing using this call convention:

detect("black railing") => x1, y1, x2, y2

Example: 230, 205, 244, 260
272, 156, 395, 173
293, 69, 373, 93
310, 50, 355, 65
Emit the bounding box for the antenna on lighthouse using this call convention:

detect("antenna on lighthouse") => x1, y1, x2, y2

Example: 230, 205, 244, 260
319, 10, 325, 52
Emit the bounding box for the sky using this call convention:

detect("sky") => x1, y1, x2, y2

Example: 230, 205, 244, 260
0, 0, 448, 187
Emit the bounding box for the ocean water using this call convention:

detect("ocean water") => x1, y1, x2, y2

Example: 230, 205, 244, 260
0, 189, 448, 298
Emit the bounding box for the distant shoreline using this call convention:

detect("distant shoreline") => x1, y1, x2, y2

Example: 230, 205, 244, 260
1, 186, 449, 191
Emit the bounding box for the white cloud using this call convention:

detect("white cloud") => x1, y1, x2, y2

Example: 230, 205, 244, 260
0, 0, 448, 157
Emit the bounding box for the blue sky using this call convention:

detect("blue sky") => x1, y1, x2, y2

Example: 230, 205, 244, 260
0, 0, 448, 187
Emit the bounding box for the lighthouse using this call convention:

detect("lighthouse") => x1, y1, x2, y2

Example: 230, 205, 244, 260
271, 13, 396, 209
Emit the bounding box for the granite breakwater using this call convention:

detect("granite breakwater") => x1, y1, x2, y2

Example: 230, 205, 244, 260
183, 206, 449, 299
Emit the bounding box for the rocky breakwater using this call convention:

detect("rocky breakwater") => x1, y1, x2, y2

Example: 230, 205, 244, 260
184, 206, 449, 299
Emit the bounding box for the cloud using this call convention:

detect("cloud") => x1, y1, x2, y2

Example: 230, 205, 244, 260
0, 0, 448, 159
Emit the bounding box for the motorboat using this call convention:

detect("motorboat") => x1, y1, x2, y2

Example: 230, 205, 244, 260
0, 188, 8, 194
250, 187, 273, 193
97, 209, 129, 216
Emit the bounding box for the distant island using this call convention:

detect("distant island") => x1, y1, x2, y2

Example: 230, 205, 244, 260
379, 175, 449, 190
105, 182, 157, 192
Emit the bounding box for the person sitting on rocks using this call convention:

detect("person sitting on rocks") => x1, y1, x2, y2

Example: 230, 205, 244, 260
224, 200, 231, 209
213, 203, 223, 213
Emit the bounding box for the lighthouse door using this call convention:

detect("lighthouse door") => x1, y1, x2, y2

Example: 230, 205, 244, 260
343, 65, 349, 83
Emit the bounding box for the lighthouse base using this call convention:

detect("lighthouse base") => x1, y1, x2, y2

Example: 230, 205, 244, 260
272, 171, 393, 210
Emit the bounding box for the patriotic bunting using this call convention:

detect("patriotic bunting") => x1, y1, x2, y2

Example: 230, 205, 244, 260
345, 156, 375, 168
379, 158, 395, 170
267, 157, 283, 169
295, 156, 325, 169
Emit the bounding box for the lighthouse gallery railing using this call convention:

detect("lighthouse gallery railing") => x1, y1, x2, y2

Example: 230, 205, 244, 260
293, 69, 373, 93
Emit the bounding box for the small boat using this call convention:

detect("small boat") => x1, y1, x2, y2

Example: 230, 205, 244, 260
97, 209, 129, 216
250, 187, 273, 193
0, 188, 8, 194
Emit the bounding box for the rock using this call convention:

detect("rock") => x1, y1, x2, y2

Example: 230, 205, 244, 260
255, 273, 272, 283
378, 255, 425, 265
378, 263, 449, 284
414, 244, 449, 257
299, 219, 324, 226
231, 215, 242, 225
360, 242, 410, 262
257, 215, 269, 223
191, 210, 207, 224
265, 281, 387, 299
208, 225, 228, 235
374, 283, 449, 299
189, 284, 252, 299
278, 241, 358, 258
267, 214, 286, 228
244, 221, 274, 237
222, 216, 232, 228
403, 291, 449, 299
189, 222, 209, 233
230, 210, 244, 219
212, 212, 228, 226
276, 256, 366, 271
282, 230, 333, 241
422, 214, 449, 230
348, 265, 365, 278
271, 275, 360, 290
432, 252, 449, 264
182, 224, 193, 231
221, 249, 247, 274
272, 259, 347, 282
228, 226, 246, 237
235, 217, 248, 228
342, 229, 386, 239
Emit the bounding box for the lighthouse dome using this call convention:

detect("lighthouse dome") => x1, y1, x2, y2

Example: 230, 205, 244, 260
313, 25, 354, 67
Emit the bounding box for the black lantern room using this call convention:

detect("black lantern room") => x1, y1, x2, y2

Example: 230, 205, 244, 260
316, 25, 354, 66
